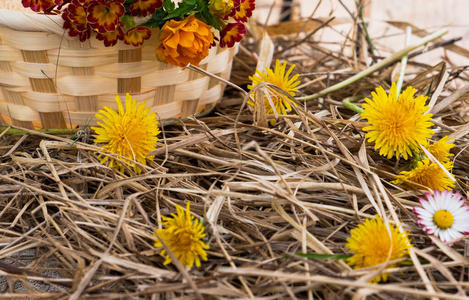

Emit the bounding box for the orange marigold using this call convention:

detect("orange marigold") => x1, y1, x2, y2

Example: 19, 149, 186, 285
155, 14, 214, 67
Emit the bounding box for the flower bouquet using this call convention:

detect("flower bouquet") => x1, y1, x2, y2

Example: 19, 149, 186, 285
22, 0, 254, 67
0, 0, 254, 129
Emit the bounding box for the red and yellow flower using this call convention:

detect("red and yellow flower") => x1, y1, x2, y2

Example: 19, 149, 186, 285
63, 19, 91, 42
21, 0, 57, 12
70, 0, 93, 5
124, 27, 152, 47
62, 3, 91, 42
87, 0, 125, 34
220, 22, 246, 48
64, 3, 89, 31
54, 0, 71, 9
96, 26, 124, 47
156, 14, 214, 67
232, 0, 255, 23
129, 0, 163, 17
22, 0, 254, 64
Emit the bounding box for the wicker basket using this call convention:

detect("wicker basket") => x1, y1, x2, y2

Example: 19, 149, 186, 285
0, 5, 238, 129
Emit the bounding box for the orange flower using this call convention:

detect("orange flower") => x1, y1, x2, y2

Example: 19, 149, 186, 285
96, 26, 124, 47
155, 14, 214, 67
87, 0, 125, 34
220, 22, 246, 48
129, 0, 163, 17
124, 27, 152, 47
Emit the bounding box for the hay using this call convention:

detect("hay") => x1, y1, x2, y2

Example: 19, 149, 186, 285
1, 1, 469, 299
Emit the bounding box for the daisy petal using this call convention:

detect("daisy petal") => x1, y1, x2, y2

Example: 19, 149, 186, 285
414, 190, 469, 245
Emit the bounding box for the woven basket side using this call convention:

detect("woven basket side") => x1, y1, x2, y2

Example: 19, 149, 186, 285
0, 9, 238, 129
0, 9, 65, 34
66, 46, 237, 126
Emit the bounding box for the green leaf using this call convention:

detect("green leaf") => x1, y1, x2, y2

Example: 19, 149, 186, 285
195, 0, 208, 9
164, 2, 197, 20
199, 9, 222, 31
426, 79, 433, 97
294, 253, 351, 260
120, 15, 137, 29
141, 8, 168, 29
163, 0, 175, 13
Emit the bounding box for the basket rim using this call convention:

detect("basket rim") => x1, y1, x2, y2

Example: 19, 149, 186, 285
0, 9, 64, 34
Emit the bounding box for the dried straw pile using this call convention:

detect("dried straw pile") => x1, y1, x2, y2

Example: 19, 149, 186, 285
1, 3, 469, 300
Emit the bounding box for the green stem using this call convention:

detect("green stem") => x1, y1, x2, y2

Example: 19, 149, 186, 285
396, 26, 412, 96
342, 97, 364, 114
296, 28, 448, 102
0, 126, 78, 136
357, 1, 376, 64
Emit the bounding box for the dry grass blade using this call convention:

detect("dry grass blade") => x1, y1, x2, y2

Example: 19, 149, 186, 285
1, 1, 469, 299
430, 83, 469, 115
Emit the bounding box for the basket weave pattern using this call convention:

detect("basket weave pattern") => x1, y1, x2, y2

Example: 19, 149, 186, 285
0, 8, 237, 129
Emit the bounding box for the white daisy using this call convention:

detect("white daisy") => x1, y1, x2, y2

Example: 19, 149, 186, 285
414, 190, 469, 243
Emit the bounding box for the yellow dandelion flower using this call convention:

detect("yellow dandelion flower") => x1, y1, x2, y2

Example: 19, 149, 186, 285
392, 158, 455, 191
424, 136, 454, 163
361, 82, 434, 160
248, 59, 301, 125
154, 202, 210, 269
346, 215, 412, 283
91, 93, 160, 174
